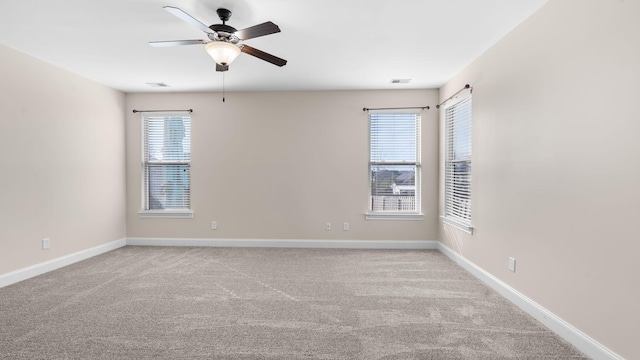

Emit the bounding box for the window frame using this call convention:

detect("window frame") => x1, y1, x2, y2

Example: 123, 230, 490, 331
366, 109, 423, 221
442, 92, 473, 233
139, 111, 193, 219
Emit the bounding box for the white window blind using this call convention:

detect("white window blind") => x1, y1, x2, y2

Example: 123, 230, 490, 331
368, 111, 421, 215
142, 113, 191, 211
444, 95, 472, 231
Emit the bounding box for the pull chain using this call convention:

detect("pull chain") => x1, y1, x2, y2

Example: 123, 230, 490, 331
222, 71, 225, 102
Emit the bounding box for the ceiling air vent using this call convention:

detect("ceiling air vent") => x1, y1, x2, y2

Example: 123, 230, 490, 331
146, 82, 169, 87
390, 79, 411, 84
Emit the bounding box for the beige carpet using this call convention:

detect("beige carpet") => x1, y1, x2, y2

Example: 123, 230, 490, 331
0, 246, 587, 359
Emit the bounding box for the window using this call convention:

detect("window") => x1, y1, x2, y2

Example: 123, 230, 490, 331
367, 110, 422, 219
140, 112, 192, 218
443, 94, 472, 232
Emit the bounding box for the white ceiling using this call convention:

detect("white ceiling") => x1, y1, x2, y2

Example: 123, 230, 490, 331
0, 0, 548, 93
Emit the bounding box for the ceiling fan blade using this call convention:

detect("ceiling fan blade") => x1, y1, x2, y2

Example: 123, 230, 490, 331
163, 6, 213, 34
240, 45, 287, 67
235, 21, 281, 40
216, 64, 229, 72
149, 39, 206, 47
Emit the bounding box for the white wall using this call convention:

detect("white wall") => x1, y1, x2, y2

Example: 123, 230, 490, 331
126, 90, 438, 241
439, 1, 640, 358
0, 45, 126, 275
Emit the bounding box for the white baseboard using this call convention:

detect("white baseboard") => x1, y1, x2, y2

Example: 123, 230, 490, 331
0, 238, 127, 289
126, 237, 438, 250
437, 243, 623, 360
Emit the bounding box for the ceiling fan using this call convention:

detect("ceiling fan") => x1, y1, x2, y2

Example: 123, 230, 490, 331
150, 6, 287, 72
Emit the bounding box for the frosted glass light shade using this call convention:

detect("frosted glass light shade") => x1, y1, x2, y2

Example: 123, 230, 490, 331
205, 41, 241, 66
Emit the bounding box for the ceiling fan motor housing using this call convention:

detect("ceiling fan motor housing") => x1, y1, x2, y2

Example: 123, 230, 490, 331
209, 24, 238, 41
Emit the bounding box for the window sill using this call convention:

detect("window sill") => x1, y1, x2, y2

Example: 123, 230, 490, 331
441, 216, 473, 234
365, 213, 424, 221
138, 210, 193, 219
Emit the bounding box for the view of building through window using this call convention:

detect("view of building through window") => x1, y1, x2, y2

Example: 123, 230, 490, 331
370, 164, 416, 212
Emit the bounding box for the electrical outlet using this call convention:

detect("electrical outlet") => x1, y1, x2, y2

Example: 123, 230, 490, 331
211, 221, 217, 230
508, 257, 516, 272
325, 223, 331, 231
343, 222, 349, 231
42, 238, 50, 250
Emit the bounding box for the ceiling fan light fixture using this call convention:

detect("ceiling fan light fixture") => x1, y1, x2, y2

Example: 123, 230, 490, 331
205, 41, 241, 66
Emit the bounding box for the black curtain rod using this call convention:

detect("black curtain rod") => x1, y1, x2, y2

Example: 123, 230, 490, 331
436, 84, 471, 109
362, 106, 430, 112
132, 109, 193, 113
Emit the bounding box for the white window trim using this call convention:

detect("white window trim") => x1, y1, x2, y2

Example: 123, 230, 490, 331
440, 215, 473, 234
441, 90, 473, 234
367, 109, 423, 220
366, 213, 424, 221
138, 209, 194, 219
139, 111, 192, 219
